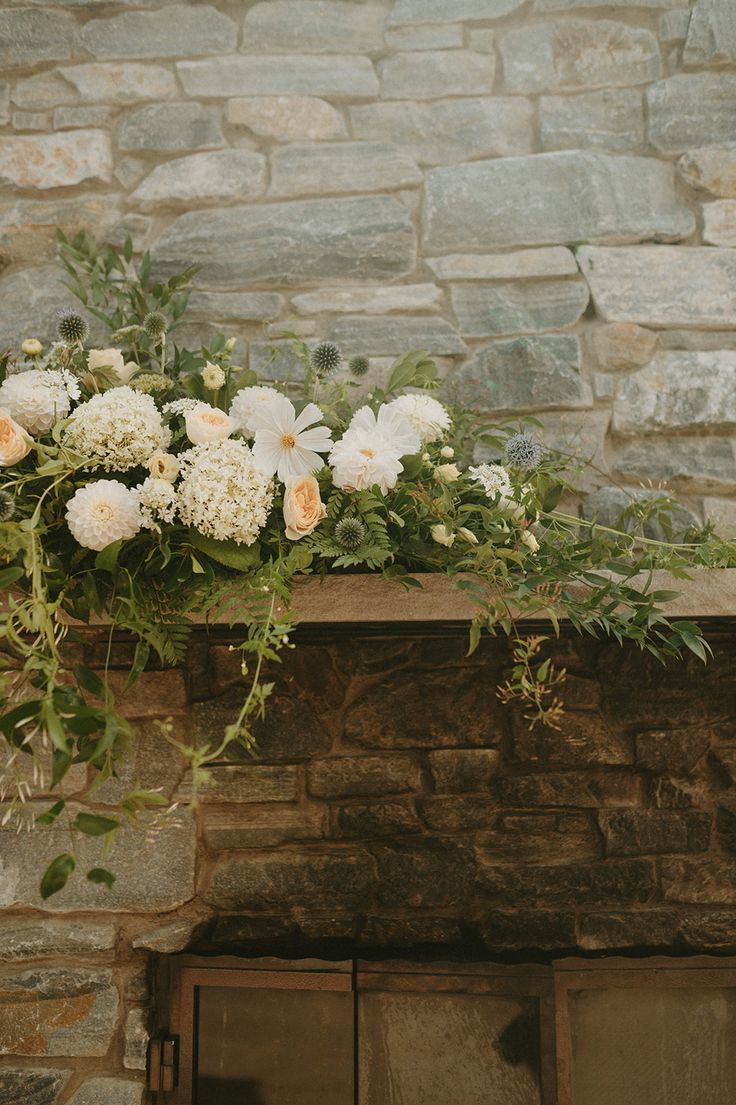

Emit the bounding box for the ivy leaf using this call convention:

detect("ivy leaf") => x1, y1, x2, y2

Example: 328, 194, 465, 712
187, 530, 261, 572
73, 812, 120, 837
40, 853, 75, 900
86, 867, 116, 890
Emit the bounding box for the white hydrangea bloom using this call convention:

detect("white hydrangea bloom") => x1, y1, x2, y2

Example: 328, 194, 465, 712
386, 394, 451, 444
468, 463, 513, 498
65, 480, 142, 552
177, 438, 273, 546
137, 476, 178, 531
63, 387, 171, 471
229, 385, 283, 437
0, 368, 80, 435
163, 398, 204, 417
347, 404, 420, 457
329, 429, 404, 495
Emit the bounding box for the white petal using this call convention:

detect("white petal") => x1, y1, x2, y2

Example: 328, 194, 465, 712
252, 441, 281, 477
296, 426, 333, 452
292, 402, 324, 433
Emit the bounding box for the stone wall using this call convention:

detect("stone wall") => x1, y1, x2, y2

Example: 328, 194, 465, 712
1, 624, 736, 1102
1, 0, 736, 532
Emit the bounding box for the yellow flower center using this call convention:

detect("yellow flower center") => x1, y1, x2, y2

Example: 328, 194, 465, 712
281, 433, 296, 449
359, 447, 376, 459
92, 503, 114, 521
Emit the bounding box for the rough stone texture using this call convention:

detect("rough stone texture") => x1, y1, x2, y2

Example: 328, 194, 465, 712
389, 0, 524, 22
130, 150, 266, 211
60, 63, 178, 103
118, 103, 225, 152
0, 132, 112, 189
270, 142, 422, 196
647, 73, 736, 151
67, 1080, 143, 1105
243, 1, 387, 54
450, 279, 589, 337
684, 0, 736, 65
227, 96, 346, 140
79, 6, 237, 59
122, 1009, 148, 1071
500, 20, 661, 94
0, 1070, 70, 1105
327, 315, 465, 355
0, 920, 115, 961
613, 437, 736, 492
540, 89, 645, 152
0, 9, 75, 68
678, 146, 736, 197
292, 284, 442, 315
426, 247, 578, 280
593, 322, 658, 370
703, 199, 736, 246
423, 153, 694, 252
379, 50, 495, 99
613, 352, 736, 434
308, 754, 422, 799
151, 197, 415, 285
0, 968, 117, 1056
178, 55, 379, 98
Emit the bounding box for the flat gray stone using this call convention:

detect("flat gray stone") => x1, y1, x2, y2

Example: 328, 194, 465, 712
151, 197, 416, 285
678, 146, 736, 198
0, 920, 115, 961
426, 247, 578, 280
423, 152, 694, 251
270, 142, 422, 197
0, 9, 75, 68
79, 5, 237, 58
704, 497, 736, 537
0, 808, 196, 913
614, 436, 736, 490
535, 0, 684, 7
54, 105, 114, 129
0, 196, 128, 264
684, 0, 736, 65
450, 279, 589, 337
350, 97, 533, 165
444, 334, 591, 412
379, 50, 494, 99
67, 1079, 143, 1105
60, 63, 178, 103
0, 131, 112, 189
578, 246, 736, 328
188, 291, 284, 322
582, 486, 699, 541
500, 20, 661, 93
0, 266, 97, 351
647, 74, 736, 152
226, 96, 346, 140
243, 1, 387, 52
388, 0, 524, 23
613, 351, 736, 434
0, 1069, 70, 1105
540, 89, 645, 152
178, 55, 378, 98
327, 315, 466, 355
703, 199, 736, 246
0, 968, 117, 1057
659, 9, 693, 42
292, 283, 442, 315
130, 149, 266, 210
123, 1009, 148, 1070
12, 72, 78, 110
118, 102, 224, 151
248, 342, 308, 381
385, 24, 464, 50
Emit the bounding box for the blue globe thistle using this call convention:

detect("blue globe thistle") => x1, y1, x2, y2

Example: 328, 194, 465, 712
57, 309, 88, 345
0, 489, 15, 522
311, 342, 342, 379
335, 517, 366, 550
144, 311, 167, 339
506, 433, 543, 471
348, 355, 369, 378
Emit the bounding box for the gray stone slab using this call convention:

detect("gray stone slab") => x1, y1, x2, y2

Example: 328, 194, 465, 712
540, 89, 644, 152
67, 1080, 143, 1105
178, 55, 379, 98
426, 247, 578, 280
379, 49, 494, 99
60, 63, 178, 103
118, 102, 224, 152
327, 315, 466, 355
0, 1069, 70, 1105
388, 0, 524, 23
188, 291, 284, 322
684, 0, 736, 65
0, 968, 117, 1056
243, 1, 387, 52
226, 96, 346, 140
450, 279, 589, 337
613, 351, 736, 434
0, 920, 115, 961
130, 149, 266, 210
0, 9, 75, 68
614, 436, 736, 490
678, 147, 736, 198
79, 5, 237, 58
270, 142, 422, 197
647, 73, 736, 152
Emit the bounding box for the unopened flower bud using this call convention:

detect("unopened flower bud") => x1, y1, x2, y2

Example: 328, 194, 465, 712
457, 526, 479, 545
440, 445, 454, 458
430, 523, 455, 548
22, 338, 43, 357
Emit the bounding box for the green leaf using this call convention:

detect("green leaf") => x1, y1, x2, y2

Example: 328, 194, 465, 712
36, 800, 66, 827
95, 540, 123, 573
187, 530, 262, 572
40, 853, 75, 900
73, 665, 105, 698
0, 566, 24, 590
73, 812, 120, 837
86, 867, 116, 890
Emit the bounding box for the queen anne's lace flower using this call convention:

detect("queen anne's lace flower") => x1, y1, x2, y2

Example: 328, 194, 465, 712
469, 463, 513, 498
329, 428, 404, 494
137, 477, 178, 531
177, 439, 273, 546
63, 387, 170, 471
387, 394, 451, 444
229, 385, 284, 437
163, 398, 204, 417
348, 404, 420, 457
65, 480, 142, 552
0, 368, 80, 435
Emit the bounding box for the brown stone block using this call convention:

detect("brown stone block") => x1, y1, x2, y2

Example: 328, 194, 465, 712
360, 916, 462, 948
418, 796, 498, 833
205, 851, 377, 912
428, 749, 500, 793
662, 858, 736, 905
0, 967, 117, 1057
203, 804, 326, 849
512, 711, 633, 767
651, 775, 711, 809
0, 1069, 70, 1105
331, 800, 421, 839
190, 764, 299, 804
679, 909, 736, 950
579, 910, 680, 950
193, 684, 331, 762
308, 753, 422, 798
478, 910, 576, 951
599, 810, 711, 856
477, 859, 656, 906
497, 771, 644, 809
477, 812, 599, 864
709, 745, 736, 785
105, 670, 188, 719
372, 841, 475, 909
716, 798, 736, 852
635, 727, 713, 773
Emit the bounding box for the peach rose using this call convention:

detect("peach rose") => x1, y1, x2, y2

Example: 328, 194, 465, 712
0, 408, 32, 467
185, 403, 235, 445
283, 475, 326, 541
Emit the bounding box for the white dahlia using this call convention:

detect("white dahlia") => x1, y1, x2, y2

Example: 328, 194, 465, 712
65, 480, 142, 552
229, 385, 283, 437
347, 404, 420, 457
329, 429, 404, 495
177, 438, 273, 546
63, 387, 171, 471
137, 476, 178, 531
0, 368, 80, 435
387, 394, 451, 444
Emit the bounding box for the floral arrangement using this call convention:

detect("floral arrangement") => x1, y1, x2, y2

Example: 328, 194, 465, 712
0, 230, 732, 899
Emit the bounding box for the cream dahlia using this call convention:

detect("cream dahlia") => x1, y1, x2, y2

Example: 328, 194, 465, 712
65, 480, 142, 551
329, 429, 404, 494
63, 387, 171, 471
387, 394, 451, 444
0, 368, 80, 435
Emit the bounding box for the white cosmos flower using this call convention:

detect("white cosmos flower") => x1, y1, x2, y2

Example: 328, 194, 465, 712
329, 429, 404, 494
387, 394, 451, 443
347, 404, 420, 457
65, 479, 142, 551
229, 385, 283, 437
250, 394, 332, 482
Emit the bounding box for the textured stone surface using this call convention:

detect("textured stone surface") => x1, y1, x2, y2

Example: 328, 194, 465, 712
613, 437, 736, 490
662, 859, 736, 905
0, 1069, 70, 1105
593, 322, 657, 370
578, 246, 736, 328
427, 247, 578, 280
540, 89, 645, 152
207, 851, 376, 911
67, 1079, 143, 1105
327, 315, 465, 355
379, 50, 495, 99
703, 199, 736, 246
178, 55, 379, 98
0, 266, 88, 351
130, 150, 266, 210
0, 197, 128, 265
500, 20, 661, 94
444, 335, 591, 413
151, 197, 415, 285
292, 284, 442, 315
204, 806, 325, 849
60, 63, 178, 103
478, 859, 656, 906
428, 749, 500, 793
79, 5, 237, 58
385, 24, 464, 50
0, 132, 112, 189
497, 771, 644, 809
582, 486, 699, 540
389, 0, 524, 22
119, 103, 224, 151
423, 153, 693, 251
243, 1, 387, 53
678, 146, 736, 197
195, 764, 299, 803
512, 712, 631, 767
270, 142, 422, 196
0, 9, 75, 68
613, 352, 736, 434
188, 291, 284, 322
599, 811, 711, 856
308, 754, 422, 799
0, 920, 115, 961
226, 96, 346, 140
0, 968, 117, 1056
351, 98, 533, 165
450, 279, 589, 337
579, 911, 679, 950
123, 1009, 148, 1070
684, 0, 736, 65
647, 74, 736, 151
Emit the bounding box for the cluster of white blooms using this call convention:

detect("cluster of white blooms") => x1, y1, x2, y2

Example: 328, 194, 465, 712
386, 394, 451, 444
163, 398, 203, 417
177, 438, 273, 546
63, 387, 171, 471
468, 463, 513, 498
0, 368, 81, 434
65, 480, 142, 552
229, 385, 282, 437
137, 476, 178, 531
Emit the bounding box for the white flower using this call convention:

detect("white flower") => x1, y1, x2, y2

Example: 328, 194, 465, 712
148, 451, 179, 483
63, 387, 171, 471
440, 445, 454, 459
347, 404, 420, 457
250, 394, 332, 482
177, 438, 273, 546
164, 398, 203, 417
87, 348, 137, 385
521, 529, 540, 553
434, 462, 461, 484
0, 368, 80, 435
329, 429, 404, 495
202, 362, 226, 390
229, 385, 283, 437
65, 480, 142, 552
431, 523, 455, 547
137, 476, 178, 531
469, 463, 513, 498
184, 403, 235, 445
387, 394, 451, 444
21, 339, 43, 357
